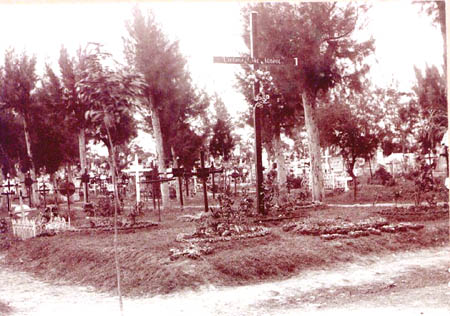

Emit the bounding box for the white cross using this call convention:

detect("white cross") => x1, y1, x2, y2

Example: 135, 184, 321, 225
322, 148, 332, 174
122, 155, 151, 203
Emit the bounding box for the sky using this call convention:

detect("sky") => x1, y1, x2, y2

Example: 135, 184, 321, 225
0, 0, 445, 154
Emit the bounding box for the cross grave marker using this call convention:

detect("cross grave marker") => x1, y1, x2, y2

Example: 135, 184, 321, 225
214, 12, 299, 214
123, 155, 151, 204
1, 177, 17, 215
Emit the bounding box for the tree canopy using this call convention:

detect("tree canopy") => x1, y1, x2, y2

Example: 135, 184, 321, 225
238, 2, 375, 201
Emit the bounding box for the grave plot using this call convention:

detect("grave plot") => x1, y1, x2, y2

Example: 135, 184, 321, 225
282, 217, 424, 241
74, 216, 158, 233
377, 205, 449, 222
10, 215, 72, 240
176, 204, 271, 244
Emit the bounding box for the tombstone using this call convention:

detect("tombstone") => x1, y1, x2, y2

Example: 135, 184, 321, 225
12, 204, 32, 218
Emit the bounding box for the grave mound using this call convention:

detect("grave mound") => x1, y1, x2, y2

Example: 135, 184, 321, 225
377, 205, 449, 221
74, 216, 158, 232
282, 217, 424, 240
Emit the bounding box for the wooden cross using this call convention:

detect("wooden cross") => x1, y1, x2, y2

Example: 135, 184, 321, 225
38, 182, 51, 208
1, 177, 16, 215
186, 151, 224, 213
140, 167, 175, 222
122, 155, 151, 203
22, 174, 34, 207
214, 12, 298, 215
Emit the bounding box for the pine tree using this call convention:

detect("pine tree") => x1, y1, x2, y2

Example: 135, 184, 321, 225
124, 7, 208, 207
240, 2, 374, 201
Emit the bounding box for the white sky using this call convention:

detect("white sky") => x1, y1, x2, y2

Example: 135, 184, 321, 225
0, 0, 445, 154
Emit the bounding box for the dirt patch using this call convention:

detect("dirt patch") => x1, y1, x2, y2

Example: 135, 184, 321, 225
0, 246, 448, 315
0, 205, 448, 298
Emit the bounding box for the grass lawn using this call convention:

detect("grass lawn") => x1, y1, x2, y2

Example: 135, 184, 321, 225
0, 189, 448, 298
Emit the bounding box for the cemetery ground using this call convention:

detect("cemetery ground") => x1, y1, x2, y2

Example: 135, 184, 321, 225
0, 182, 448, 314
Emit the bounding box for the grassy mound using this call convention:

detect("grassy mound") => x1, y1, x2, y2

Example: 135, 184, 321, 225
1, 205, 448, 297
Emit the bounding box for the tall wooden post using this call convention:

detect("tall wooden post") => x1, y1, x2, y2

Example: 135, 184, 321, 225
200, 151, 209, 212
211, 161, 216, 199
213, 12, 299, 213
251, 12, 265, 215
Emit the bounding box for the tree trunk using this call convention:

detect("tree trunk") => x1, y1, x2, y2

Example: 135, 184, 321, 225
347, 159, 357, 201
150, 108, 169, 207
273, 129, 287, 189
352, 174, 357, 201
105, 126, 123, 316
171, 146, 182, 205
22, 116, 38, 205
301, 91, 324, 202
78, 128, 88, 203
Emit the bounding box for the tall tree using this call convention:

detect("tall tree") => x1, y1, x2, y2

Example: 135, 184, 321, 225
319, 102, 379, 200
209, 118, 235, 162
76, 45, 144, 315
0, 111, 26, 177
413, 65, 447, 154
0, 49, 39, 202
236, 69, 300, 190
58, 45, 96, 200
33, 64, 79, 175
240, 2, 374, 202
124, 7, 207, 206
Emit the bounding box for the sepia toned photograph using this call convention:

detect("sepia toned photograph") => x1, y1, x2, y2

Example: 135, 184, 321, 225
0, 0, 448, 315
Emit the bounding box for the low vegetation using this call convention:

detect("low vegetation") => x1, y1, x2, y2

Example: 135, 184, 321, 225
0, 190, 448, 297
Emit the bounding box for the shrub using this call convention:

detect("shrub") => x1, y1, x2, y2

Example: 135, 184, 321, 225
91, 195, 123, 217
287, 174, 304, 189
371, 166, 393, 185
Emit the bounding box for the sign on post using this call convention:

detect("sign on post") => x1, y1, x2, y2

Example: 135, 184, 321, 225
213, 12, 299, 215
213, 56, 299, 66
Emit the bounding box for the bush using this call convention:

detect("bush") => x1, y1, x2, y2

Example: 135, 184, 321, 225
370, 166, 393, 186
287, 174, 304, 189
91, 195, 123, 217
169, 186, 177, 199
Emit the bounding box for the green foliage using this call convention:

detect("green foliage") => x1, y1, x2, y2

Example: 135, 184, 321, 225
413, 65, 447, 154
239, 2, 374, 100
0, 49, 37, 115
287, 174, 305, 189
371, 166, 394, 186
319, 103, 379, 178
209, 119, 235, 161
75, 44, 143, 150
319, 102, 379, 200
0, 112, 26, 176
171, 123, 205, 171
238, 2, 375, 202
124, 7, 208, 167
194, 191, 255, 237
87, 195, 123, 217
238, 188, 255, 216
412, 156, 443, 206
0, 49, 38, 174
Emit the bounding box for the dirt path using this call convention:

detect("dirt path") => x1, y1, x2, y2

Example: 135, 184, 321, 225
1, 246, 449, 316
